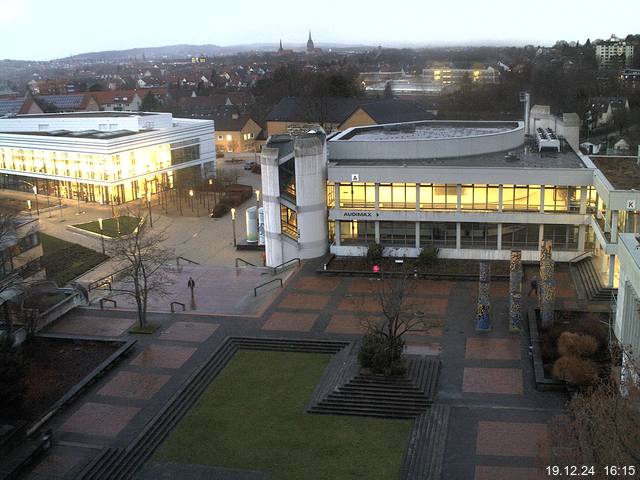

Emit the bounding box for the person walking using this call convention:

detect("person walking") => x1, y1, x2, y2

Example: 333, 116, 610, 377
187, 277, 196, 309
528, 275, 539, 298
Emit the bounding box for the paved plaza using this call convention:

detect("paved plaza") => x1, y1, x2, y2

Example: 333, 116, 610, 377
25, 259, 589, 479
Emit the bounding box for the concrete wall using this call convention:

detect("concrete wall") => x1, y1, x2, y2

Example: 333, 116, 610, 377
615, 234, 640, 355
0, 112, 174, 133
260, 146, 283, 267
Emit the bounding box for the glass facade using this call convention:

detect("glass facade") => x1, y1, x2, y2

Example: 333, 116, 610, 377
380, 221, 415, 247
543, 224, 579, 250
339, 220, 375, 245
339, 182, 375, 209
460, 184, 500, 211
502, 185, 541, 211
280, 205, 297, 239
419, 184, 457, 210
543, 186, 580, 213
326, 182, 335, 208
279, 158, 296, 201
460, 223, 498, 249
419, 222, 457, 248
502, 223, 540, 250
378, 183, 417, 210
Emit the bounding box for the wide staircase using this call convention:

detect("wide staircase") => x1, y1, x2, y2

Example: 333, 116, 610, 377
573, 257, 617, 302
308, 357, 440, 419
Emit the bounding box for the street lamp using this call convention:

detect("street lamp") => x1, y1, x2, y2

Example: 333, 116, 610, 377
230, 207, 237, 247
27, 199, 32, 216
255, 189, 261, 241
98, 218, 106, 255
189, 189, 194, 213
146, 192, 153, 227
32, 185, 40, 216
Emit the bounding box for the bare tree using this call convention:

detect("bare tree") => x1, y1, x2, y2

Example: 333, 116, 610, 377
548, 346, 640, 479
357, 271, 444, 375
0, 199, 25, 346
107, 211, 174, 328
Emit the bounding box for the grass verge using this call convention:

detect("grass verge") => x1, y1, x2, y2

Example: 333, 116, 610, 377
72, 216, 140, 238
156, 350, 411, 480
40, 233, 108, 285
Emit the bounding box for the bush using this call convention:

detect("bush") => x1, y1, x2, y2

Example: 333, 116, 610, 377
552, 356, 598, 385
358, 332, 406, 376
366, 242, 384, 266
0, 348, 26, 415
210, 202, 230, 218
557, 332, 599, 358
416, 244, 439, 268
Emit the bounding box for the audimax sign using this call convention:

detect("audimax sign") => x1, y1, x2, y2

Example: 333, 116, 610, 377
342, 212, 379, 218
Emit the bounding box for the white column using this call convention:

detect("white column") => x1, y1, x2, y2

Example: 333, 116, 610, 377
539, 224, 545, 246
415, 222, 420, 249
261, 147, 283, 268
539, 185, 545, 213
456, 222, 461, 250
608, 255, 616, 288
579, 186, 587, 215
611, 211, 619, 243
375, 221, 380, 243
497, 223, 503, 250
335, 220, 341, 246
456, 184, 461, 212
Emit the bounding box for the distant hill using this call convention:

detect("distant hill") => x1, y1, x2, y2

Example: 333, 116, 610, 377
58, 42, 370, 62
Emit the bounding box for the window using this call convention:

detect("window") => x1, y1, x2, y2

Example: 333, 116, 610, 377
18, 232, 40, 252
543, 225, 579, 251
339, 220, 375, 245
461, 184, 500, 211
280, 205, 297, 239
419, 184, 457, 210
502, 223, 540, 250
378, 183, 416, 210
338, 182, 375, 209
279, 158, 296, 200
502, 185, 541, 211
419, 222, 456, 248
544, 186, 581, 213
225, 134, 233, 141
170, 140, 200, 165
586, 187, 598, 213
380, 221, 415, 247
326, 182, 335, 208
460, 223, 498, 249
218, 135, 223, 141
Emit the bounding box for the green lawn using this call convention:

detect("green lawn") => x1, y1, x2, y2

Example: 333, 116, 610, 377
40, 233, 108, 285
156, 351, 412, 480
72, 216, 140, 238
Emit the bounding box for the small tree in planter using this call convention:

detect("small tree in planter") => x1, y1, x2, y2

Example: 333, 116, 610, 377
366, 242, 384, 266
358, 271, 442, 376
415, 244, 439, 271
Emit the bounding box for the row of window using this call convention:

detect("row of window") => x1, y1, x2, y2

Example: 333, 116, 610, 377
337, 221, 579, 251
331, 182, 592, 213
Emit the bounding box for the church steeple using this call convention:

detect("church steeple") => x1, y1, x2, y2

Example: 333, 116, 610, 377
278, 39, 283, 52
306, 30, 314, 53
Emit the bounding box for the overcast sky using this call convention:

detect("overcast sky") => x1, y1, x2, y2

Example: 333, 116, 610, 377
1, 0, 638, 60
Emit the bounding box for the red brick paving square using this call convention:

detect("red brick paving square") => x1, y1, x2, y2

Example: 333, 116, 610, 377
130, 344, 197, 369
348, 278, 388, 294
60, 402, 139, 438
476, 421, 550, 457
465, 338, 521, 360
338, 296, 382, 313
413, 280, 452, 296
159, 322, 218, 342
97, 371, 170, 400
45, 316, 135, 337
475, 466, 544, 480
325, 314, 377, 334
262, 311, 318, 332
463, 368, 523, 395
402, 297, 448, 316
293, 276, 341, 292
279, 293, 330, 310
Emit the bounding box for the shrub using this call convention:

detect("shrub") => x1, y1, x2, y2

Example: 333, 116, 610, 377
366, 242, 384, 266
358, 332, 406, 376
0, 348, 26, 415
416, 244, 439, 268
211, 202, 230, 218
552, 356, 598, 385
557, 332, 599, 358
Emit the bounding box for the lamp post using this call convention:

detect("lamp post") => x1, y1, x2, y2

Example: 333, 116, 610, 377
27, 199, 32, 217
231, 207, 237, 247
98, 218, 106, 255
146, 192, 153, 227
33, 185, 40, 216
189, 189, 195, 213
255, 189, 261, 242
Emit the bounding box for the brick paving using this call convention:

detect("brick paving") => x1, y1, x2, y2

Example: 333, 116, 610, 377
23, 260, 585, 480
261, 311, 319, 332
462, 367, 524, 395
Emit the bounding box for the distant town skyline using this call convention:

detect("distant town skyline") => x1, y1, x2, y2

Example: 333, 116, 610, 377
1, 0, 639, 61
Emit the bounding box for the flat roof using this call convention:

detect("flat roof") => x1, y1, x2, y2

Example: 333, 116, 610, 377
7, 111, 157, 119
591, 156, 640, 190
337, 121, 519, 141
0, 129, 142, 139
329, 144, 587, 169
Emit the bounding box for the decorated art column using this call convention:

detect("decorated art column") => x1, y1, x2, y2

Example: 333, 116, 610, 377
539, 240, 555, 329
509, 250, 523, 332
475, 261, 491, 331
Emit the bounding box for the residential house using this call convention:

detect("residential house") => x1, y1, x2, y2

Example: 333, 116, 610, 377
30, 93, 100, 113
0, 96, 42, 117
213, 108, 263, 153
92, 90, 143, 111
586, 97, 630, 130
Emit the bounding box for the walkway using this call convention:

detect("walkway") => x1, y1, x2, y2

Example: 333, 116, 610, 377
22, 259, 587, 479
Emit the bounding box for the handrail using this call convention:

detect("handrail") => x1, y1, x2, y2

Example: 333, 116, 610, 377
176, 256, 200, 267
272, 257, 300, 274
170, 301, 186, 313
87, 266, 129, 291
235, 257, 256, 267
568, 251, 592, 264
254, 278, 283, 296
99, 298, 117, 309
92, 280, 112, 291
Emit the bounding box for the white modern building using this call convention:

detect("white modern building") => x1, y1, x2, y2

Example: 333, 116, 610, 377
595, 35, 634, 67
0, 112, 215, 204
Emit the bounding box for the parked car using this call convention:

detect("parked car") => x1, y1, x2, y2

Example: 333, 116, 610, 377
244, 161, 257, 171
